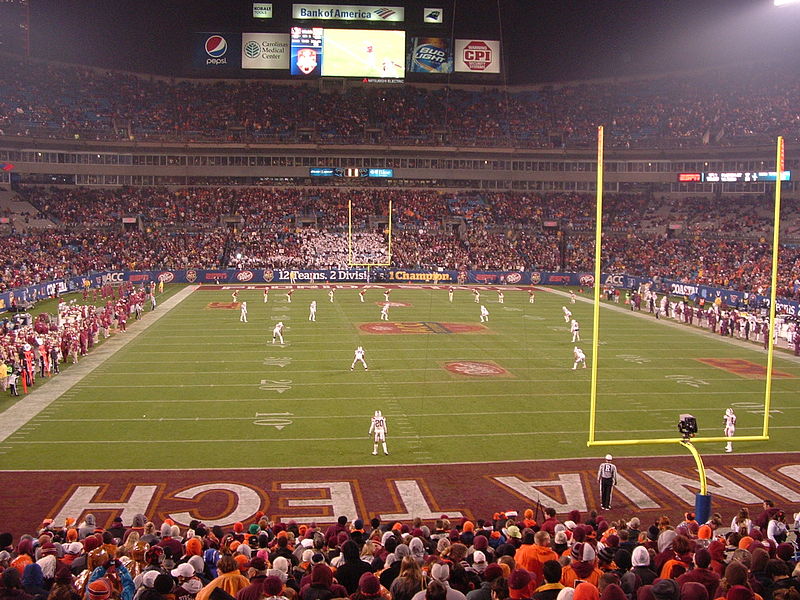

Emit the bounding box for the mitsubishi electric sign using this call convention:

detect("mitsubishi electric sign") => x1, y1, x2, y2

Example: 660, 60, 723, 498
292, 4, 404, 21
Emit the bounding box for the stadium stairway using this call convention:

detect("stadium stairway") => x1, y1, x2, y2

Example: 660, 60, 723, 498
0, 191, 56, 231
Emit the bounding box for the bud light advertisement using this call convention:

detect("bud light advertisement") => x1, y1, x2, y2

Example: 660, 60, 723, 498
407, 37, 452, 73
193, 33, 241, 73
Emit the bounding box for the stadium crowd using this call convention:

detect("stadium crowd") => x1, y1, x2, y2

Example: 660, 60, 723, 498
1, 502, 799, 600
2, 56, 800, 148
2, 187, 798, 302
0, 280, 158, 394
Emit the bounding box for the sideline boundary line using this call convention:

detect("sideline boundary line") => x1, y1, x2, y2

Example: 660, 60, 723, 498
1, 449, 797, 473
0, 286, 198, 443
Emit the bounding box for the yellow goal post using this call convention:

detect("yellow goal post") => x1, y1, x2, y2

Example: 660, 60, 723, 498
586, 128, 781, 449
347, 198, 393, 267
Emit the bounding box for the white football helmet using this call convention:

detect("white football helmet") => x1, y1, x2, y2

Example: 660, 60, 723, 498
374, 410, 382, 418
726, 408, 734, 416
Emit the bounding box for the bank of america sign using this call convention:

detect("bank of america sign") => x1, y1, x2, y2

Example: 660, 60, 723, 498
292, 4, 405, 21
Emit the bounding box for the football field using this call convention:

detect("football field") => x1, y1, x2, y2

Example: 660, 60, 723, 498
0, 284, 797, 471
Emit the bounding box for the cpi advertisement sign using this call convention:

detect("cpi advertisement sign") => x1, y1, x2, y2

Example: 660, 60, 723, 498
454, 39, 501, 73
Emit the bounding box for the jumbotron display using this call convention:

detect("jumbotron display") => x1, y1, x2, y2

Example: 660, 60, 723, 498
290, 27, 405, 78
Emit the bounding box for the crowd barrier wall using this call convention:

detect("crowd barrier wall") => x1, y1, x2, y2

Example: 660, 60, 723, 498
0, 269, 796, 316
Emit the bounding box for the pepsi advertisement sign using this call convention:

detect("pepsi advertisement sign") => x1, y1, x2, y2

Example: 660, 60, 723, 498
193, 33, 241, 72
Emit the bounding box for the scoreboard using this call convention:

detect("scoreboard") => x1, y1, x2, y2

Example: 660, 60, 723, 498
677, 171, 791, 183
310, 167, 394, 178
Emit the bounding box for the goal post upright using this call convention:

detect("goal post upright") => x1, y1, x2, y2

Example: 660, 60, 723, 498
348, 198, 393, 267
586, 135, 782, 450
764, 135, 784, 435
588, 125, 604, 445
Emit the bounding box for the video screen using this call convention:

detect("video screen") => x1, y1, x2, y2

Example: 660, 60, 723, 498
290, 27, 323, 76
322, 29, 405, 78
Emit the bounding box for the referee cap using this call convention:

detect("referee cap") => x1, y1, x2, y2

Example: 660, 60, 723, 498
605, 454, 613, 461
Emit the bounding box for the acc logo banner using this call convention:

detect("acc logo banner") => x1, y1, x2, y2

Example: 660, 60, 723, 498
236, 271, 255, 282
158, 272, 175, 283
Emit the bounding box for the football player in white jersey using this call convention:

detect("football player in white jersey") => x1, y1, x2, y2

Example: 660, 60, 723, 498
369, 409, 388, 455
724, 408, 736, 453
480, 305, 489, 323
380, 303, 390, 321
240, 301, 248, 323
570, 319, 580, 342
563, 306, 572, 322
272, 322, 284, 344
309, 300, 317, 321
351, 346, 368, 371
573, 346, 586, 370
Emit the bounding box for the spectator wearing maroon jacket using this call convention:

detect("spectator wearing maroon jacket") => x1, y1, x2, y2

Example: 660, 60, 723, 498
541, 510, 560, 537
677, 549, 720, 600
754, 502, 781, 533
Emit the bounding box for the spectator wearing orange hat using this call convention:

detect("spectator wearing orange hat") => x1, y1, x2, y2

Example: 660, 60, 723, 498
522, 511, 538, 531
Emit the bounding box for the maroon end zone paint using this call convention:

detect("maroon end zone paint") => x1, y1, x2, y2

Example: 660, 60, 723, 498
697, 358, 796, 379
359, 322, 488, 334
443, 361, 511, 377
2, 453, 799, 539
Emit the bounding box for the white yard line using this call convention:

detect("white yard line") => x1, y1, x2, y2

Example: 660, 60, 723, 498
0, 286, 198, 443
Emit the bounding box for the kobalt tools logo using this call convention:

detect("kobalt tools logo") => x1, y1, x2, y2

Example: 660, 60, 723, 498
205, 35, 228, 65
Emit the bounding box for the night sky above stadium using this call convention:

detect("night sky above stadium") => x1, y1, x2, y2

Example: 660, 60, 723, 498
24, 0, 800, 83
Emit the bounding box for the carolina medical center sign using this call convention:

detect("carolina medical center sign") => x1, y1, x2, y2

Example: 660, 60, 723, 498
292, 4, 405, 21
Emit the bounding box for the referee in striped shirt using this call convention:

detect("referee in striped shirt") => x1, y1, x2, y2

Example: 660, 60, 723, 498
597, 454, 618, 510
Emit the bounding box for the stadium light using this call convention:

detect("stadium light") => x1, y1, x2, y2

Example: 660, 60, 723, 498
774, 0, 800, 6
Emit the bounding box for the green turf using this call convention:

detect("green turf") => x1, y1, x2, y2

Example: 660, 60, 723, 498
0, 285, 797, 471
